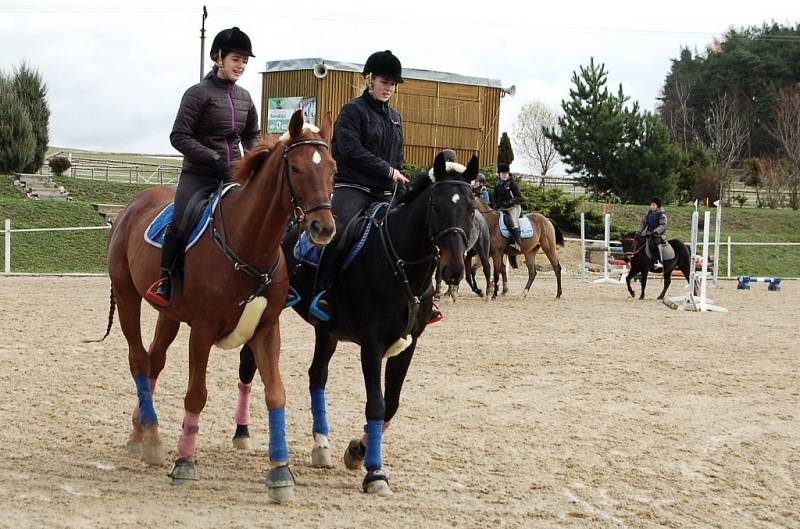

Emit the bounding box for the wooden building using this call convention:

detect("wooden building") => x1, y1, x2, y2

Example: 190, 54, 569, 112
260, 58, 508, 168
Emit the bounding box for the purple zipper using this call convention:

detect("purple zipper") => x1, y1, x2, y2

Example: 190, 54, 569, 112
226, 85, 235, 167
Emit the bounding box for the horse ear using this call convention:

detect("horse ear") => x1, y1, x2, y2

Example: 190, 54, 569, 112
433, 152, 446, 180
288, 109, 304, 139
463, 155, 479, 182
319, 111, 333, 142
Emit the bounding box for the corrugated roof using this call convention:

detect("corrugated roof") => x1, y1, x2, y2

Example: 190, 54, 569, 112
262, 58, 503, 89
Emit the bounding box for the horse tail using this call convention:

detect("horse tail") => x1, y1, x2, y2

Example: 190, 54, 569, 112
232, 140, 274, 184
549, 218, 565, 247
508, 255, 518, 269
82, 287, 116, 343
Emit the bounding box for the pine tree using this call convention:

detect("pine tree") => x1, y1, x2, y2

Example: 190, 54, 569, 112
543, 58, 626, 197
11, 62, 49, 173
497, 132, 514, 166
0, 74, 36, 173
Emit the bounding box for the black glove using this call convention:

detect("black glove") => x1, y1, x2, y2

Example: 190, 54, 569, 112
208, 153, 229, 180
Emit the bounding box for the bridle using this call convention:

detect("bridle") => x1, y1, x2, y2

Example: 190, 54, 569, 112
622, 234, 645, 258
282, 139, 333, 220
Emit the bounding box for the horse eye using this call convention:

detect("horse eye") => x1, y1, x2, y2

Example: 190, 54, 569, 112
431, 202, 442, 213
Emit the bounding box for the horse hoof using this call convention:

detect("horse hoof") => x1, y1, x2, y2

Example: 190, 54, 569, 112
311, 445, 333, 468
266, 465, 295, 503
232, 436, 251, 450
343, 439, 365, 470
363, 469, 392, 497
168, 458, 198, 484
141, 426, 165, 466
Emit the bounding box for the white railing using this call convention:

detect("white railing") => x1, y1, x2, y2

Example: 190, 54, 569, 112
2, 219, 111, 274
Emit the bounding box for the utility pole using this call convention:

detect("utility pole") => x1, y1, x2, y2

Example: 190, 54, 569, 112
199, 6, 207, 81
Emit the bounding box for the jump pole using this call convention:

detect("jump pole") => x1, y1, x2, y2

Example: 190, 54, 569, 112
578, 212, 589, 282
593, 213, 623, 285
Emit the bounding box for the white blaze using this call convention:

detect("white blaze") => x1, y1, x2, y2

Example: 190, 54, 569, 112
451, 193, 460, 204
312, 151, 322, 165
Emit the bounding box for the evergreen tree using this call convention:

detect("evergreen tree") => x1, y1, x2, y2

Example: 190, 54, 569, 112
497, 132, 514, 166
11, 62, 49, 174
543, 58, 626, 197
0, 74, 36, 173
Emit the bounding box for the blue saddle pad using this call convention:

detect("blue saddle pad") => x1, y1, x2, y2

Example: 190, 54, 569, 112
144, 183, 239, 250
499, 215, 534, 239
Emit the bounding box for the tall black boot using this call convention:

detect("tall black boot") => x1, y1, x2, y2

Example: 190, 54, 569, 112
510, 227, 522, 251
145, 224, 182, 307
309, 245, 340, 323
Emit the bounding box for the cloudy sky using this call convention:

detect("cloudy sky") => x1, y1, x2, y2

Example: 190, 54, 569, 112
1, 0, 796, 169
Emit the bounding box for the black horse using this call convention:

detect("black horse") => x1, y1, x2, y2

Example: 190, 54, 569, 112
235, 153, 477, 496
434, 209, 491, 301
620, 232, 693, 300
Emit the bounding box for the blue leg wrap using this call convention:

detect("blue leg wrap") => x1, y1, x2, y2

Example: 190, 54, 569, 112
364, 420, 383, 470
310, 388, 329, 436
134, 374, 158, 427
268, 408, 289, 463
309, 290, 331, 321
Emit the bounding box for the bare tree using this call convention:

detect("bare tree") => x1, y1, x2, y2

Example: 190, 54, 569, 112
764, 86, 800, 209
512, 101, 560, 176
705, 93, 750, 203
662, 74, 696, 151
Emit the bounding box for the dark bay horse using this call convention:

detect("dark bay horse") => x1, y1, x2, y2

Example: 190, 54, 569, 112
102, 110, 335, 501
434, 209, 491, 301
235, 153, 477, 496
474, 199, 564, 300
620, 232, 692, 300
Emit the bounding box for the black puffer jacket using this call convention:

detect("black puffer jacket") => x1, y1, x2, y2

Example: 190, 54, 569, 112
170, 68, 260, 175
494, 177, 521, 208
332, 90, 404, 193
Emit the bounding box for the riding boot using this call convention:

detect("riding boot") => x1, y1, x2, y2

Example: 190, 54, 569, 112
145, 224, 182, 307
509, 227, 522, 251
309, 246, 340, 323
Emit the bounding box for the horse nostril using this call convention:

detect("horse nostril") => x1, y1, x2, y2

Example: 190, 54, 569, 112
309, 220, 320, 235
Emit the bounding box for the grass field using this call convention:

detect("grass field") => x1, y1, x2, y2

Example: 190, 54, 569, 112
1, 170, 799, 277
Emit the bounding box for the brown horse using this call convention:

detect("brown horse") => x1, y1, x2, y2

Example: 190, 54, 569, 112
102, 110, 335, 501
474, 199, 564, 299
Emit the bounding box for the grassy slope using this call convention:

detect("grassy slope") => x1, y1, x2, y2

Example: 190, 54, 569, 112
1, 172, 798, 276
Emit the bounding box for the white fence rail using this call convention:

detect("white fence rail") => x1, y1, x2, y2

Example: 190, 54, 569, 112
2, 219, 799, 277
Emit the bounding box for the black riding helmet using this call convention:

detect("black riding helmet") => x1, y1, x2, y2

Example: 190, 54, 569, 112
363, 50, 403, 83
650, 196, 662, 208
210, 27, 255, 58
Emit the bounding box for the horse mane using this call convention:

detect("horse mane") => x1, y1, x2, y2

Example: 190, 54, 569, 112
232, 136, 280, 184
396, 168, 467, 206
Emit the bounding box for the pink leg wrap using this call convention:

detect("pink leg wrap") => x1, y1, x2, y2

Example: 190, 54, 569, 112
177, 411, 200, 459
360, 421, 391, 445
132, 378, 158, 426
235, 382, 252, 425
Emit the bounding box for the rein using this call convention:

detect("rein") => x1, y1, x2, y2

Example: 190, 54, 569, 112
377, 180, 472, 333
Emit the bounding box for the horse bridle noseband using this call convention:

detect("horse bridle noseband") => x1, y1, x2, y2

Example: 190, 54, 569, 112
282, 139, 333, 220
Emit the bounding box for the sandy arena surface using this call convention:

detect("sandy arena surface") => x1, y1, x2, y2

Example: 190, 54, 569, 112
0, 274, 798, 529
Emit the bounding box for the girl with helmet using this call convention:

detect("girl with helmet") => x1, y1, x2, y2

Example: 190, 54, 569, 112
309, 50, 416, 322
146, 27, 260, 307
639, 196, 668, 269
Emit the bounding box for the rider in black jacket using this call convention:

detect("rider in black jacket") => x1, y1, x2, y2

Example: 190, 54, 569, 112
309, 50, 409, 322
494, 163, 523, 250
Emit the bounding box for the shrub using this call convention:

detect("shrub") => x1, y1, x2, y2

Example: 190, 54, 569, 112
11, 63, 49, 174
0, 75, 35, 174
48, 156, 71, 176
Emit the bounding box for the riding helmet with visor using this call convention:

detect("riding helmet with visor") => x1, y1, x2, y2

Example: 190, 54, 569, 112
363, 50, 403, 83
210, 27, 255, 58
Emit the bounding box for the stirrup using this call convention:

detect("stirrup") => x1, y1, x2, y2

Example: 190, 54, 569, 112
309, 290, 331, 322
427, 303, 444, 325
145, 276, 172, 308
284, 286, 301, 309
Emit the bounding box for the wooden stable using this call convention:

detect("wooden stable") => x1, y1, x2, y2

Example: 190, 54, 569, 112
260, 58, 507, 168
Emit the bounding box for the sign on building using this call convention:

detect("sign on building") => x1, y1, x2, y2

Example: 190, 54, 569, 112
266, 97, 317, 134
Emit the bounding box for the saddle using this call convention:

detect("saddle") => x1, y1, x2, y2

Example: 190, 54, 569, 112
644, 237, 675, 263
145, 183, 239, 251
498, 214, 534, 239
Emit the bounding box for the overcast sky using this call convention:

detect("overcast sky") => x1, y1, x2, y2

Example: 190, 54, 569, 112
1, 0, 796, 171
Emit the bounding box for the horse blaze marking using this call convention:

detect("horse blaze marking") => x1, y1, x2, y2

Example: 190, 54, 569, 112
451, 193, 460, 203
312, 151, 321, 165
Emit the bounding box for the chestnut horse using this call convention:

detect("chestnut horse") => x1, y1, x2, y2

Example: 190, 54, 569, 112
474, 199, 564, 300
101, 110, 335, 501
